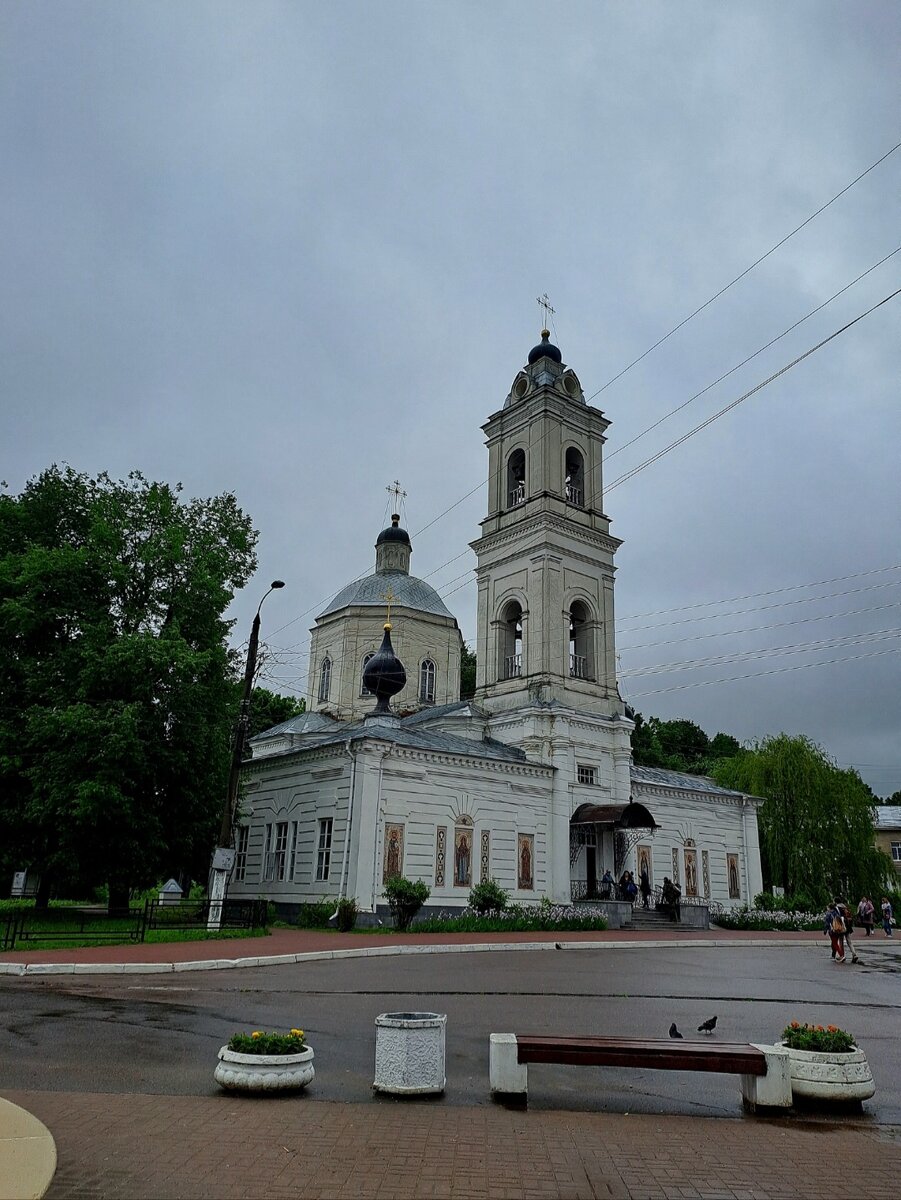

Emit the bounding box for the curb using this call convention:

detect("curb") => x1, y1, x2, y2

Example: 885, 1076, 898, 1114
0, 937, 818, 977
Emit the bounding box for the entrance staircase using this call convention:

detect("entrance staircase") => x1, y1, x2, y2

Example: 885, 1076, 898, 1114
624, 905, 682, 932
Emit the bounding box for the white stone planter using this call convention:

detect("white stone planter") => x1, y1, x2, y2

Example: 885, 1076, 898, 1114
214, 1045, 315, 1093
373, 1011, 446, 1095
779, 1041, 875, 1104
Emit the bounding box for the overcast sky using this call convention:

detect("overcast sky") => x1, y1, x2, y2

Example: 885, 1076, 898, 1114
2, 2, 899, 796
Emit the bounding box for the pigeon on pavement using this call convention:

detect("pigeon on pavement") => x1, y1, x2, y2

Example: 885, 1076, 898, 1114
697, 1016, 717, 1034
669, 1022, 683, 1039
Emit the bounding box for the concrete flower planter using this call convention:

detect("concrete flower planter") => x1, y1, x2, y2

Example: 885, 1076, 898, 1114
373, 1011, 446, 1095
779, 1042, 875, 1104
214, 1045, 315, 1093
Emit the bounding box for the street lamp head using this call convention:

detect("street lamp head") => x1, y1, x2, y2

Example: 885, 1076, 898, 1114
270, 580, 286, 589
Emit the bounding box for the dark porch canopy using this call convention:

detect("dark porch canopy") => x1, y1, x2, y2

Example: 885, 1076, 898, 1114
570, 801, 658, 830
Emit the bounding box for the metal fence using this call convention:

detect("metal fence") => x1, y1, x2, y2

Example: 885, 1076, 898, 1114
0, 896, 269, 951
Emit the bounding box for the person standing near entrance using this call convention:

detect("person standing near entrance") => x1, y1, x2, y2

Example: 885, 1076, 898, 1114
600, 869, 614, 900
639, 867, 652, 909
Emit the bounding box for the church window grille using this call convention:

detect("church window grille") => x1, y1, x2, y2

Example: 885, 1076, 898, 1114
435, 826, 446, 887
499, 600, 523, 680
480, 830, 490, 882
273, 822, 289, 882
360, 653, 375, 696
419, 659, 436, 703
263, 823, 274, 881
507, 448, 526, 507
577, 764, 597, 786
234, 825, 248, 883
569, 601, 592, 679
288, 821, 298, 880
316, 818, 333, 882
318, 657, 332, 702
565, 447, 585, 507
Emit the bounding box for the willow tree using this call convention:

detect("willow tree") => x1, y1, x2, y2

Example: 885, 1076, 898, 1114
712, 733, 891, 904
0, 466, 258, 910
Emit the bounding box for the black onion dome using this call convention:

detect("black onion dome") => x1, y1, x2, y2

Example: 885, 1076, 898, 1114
362, 624, 407, 713
527, 330, 562, 365
376, 514, 411, 546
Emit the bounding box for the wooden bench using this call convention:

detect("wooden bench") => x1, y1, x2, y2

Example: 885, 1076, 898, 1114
489, 1034, 793, 1112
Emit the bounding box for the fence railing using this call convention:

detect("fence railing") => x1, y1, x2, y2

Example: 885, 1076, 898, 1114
504, 653, 522, 679
0, 897, 269, 951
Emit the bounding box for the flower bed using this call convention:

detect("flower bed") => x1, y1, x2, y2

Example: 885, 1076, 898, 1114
712, 906, 821, 932
227, 1028, 306, 1055
412, 903, 608, 933
782, 1022, 854, 1053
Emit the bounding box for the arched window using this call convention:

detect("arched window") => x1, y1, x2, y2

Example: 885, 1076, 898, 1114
498, 600, 524, 680
318, 657, 332, 702
565, 447, 584, 507
569, 601, 592, 679
419, 659, 436, 703
360, 652, 375, 696
507, 448, 526, 507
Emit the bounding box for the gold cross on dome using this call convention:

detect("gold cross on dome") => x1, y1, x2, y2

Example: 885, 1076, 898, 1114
386, 480, 407, 511
537, 293, 555, 330
381, 585, 397, 625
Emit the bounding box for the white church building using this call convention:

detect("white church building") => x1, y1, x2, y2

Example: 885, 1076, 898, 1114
230, 331, 763, 923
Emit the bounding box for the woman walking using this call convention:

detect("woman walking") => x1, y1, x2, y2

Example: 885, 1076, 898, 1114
824, 899, 846, 963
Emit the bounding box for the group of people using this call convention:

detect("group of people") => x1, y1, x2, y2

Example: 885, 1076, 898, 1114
824, 895, 895, 964
615, 868, 655, 908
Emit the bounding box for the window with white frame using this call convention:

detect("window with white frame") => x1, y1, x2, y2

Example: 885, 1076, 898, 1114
419, 658, 436, 702
273, 821, 288, 881
234, 825, 249, 882
262, 823, 274, 881
318, 657, 332, 702
360, 652, 375, 696
316, 817, 334, 881
577, 764, 597, 785
892, 841, 901, 862
288, 821, 298, 880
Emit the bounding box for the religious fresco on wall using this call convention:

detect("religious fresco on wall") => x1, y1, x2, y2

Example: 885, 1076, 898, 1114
435, 826, 446, 887
683, 847, 698, 898
454, 826, 473, 887
383, 823, 404, 883
701, 850, 710, 898
518, 833, 534, 890
480, 830, 490, 883
671, 847, 680, 887
636, 844, 653, 889
727, 853, 741, 899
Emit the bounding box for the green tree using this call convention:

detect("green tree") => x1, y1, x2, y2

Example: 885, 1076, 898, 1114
245, 686, 306, 743
711, 733, 892, 904
0, 466, 257, 910
460, 643, 477, 700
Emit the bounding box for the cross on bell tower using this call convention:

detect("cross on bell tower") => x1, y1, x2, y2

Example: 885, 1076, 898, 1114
470, 329, 624, 717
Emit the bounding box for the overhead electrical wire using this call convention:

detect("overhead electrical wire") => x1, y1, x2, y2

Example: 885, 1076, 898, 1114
583, 137, 901, 403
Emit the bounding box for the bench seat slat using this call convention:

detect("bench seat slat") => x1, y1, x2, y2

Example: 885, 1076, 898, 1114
515, 1036, 767, 1076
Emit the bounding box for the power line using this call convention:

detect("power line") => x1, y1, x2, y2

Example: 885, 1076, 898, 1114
603, 287, 901, 495
584, 138, 901, 403
605, 246, 900, 463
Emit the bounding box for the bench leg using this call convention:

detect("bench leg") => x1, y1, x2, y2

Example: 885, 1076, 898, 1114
741, 1043, 793, 1112
490, 1034, 528, 1106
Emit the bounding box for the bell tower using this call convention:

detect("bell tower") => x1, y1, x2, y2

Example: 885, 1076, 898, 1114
471, 331, 624, 717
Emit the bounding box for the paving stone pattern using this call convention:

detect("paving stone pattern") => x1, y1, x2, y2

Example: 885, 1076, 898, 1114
7, 1090, 900, 1200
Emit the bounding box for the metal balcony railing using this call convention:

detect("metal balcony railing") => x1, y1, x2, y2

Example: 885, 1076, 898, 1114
565, 483, 583, 506
509, 483, 526, 506
570, 654, 587, 679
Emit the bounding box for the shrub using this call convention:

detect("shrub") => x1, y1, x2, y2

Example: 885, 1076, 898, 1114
468, 879, 509, 914
712, 906, 821, 931
293, 900, 336, 929
228, 1028, 307, 1055
335, 897, 358, 932
384, 876, 430, 931
412, 903, 608, 933
781, 1021, 855, 1054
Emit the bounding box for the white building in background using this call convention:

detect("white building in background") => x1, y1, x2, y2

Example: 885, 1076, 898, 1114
231, 331, 763, 922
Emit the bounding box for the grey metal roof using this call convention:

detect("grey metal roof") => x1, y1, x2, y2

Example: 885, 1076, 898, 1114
875, 805, 901, 829
630, 764, 748, 798
253, 714, 529, 765
401, 701, 483, 727
248, 711, 339, 742
318, 569, 456, 620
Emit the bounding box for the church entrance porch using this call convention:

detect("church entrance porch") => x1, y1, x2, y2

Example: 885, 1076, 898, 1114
569, 801, 662, 924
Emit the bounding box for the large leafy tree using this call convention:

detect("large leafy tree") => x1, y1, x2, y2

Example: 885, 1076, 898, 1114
628, 710, 739, 775
460, 644, 477, 700
711, 733, 891, 904
0, 466, 257, 909
245, 686, 306, 742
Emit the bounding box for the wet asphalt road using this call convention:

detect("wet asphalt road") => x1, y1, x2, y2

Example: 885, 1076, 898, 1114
2, 940, 899, 1121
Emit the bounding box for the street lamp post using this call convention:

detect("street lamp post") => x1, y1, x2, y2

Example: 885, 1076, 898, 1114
208, 580, 285, 929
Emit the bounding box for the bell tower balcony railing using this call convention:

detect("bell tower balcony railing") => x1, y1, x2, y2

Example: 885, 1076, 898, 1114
565, 483, 583, 506
569, 654, 587, 679
509, 482, 526, 507
504, 653, 522, 679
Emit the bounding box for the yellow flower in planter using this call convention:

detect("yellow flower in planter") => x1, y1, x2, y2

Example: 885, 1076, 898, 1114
251, 1031, 262, 1039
